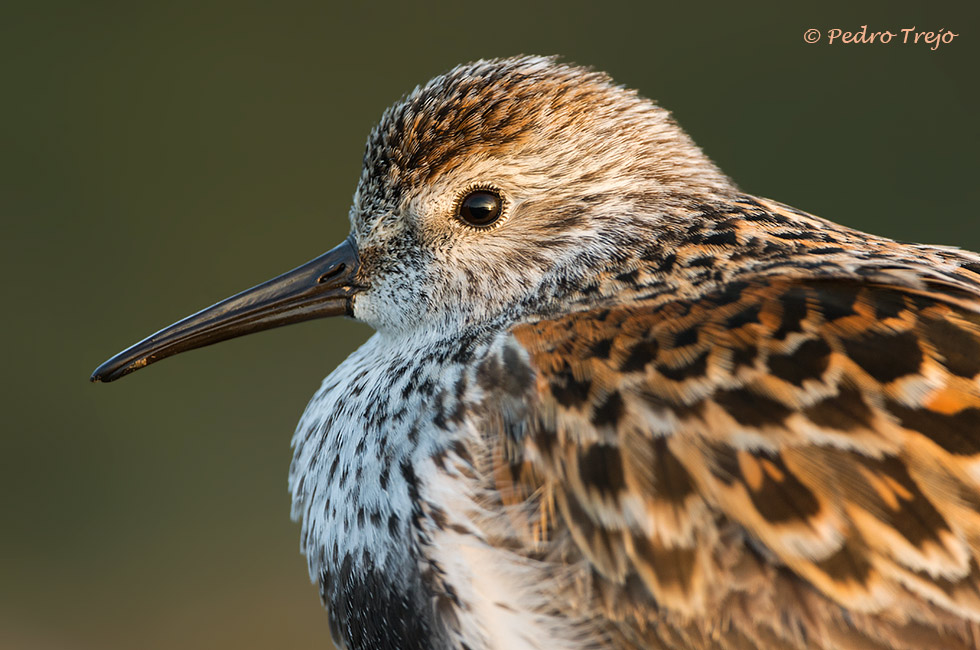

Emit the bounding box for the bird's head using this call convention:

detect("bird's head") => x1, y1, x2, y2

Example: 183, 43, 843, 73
348, 56, 735, 333
92, 56, 735, 381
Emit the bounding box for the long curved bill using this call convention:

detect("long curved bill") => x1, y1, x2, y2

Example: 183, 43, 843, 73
91, 237, 361, 383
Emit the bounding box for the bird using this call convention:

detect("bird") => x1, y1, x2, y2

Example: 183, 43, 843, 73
91, 56, 980, 650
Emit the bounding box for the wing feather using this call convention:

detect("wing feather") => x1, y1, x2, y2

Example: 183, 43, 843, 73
479, 275, 980, 648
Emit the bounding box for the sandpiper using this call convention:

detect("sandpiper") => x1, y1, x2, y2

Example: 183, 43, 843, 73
93, 56, 980, 650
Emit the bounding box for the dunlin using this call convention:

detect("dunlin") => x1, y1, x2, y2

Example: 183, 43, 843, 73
94, 56, 980, 650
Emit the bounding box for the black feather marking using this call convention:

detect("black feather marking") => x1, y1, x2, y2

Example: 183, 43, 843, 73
592, 390, 625, 429
657, 350, 709, 381
714, 388, 792, 427
579, 443, 626, 495
887, 402, 980, 456
803, 385, 874, 431
768, 337, 832, 386
922, 317, 980, 378
842, 330, 923, 383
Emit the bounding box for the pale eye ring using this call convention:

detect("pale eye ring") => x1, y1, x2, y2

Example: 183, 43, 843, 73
456, 189, 504, 228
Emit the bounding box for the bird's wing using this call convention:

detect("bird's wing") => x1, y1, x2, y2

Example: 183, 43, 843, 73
477, 274, 980, 644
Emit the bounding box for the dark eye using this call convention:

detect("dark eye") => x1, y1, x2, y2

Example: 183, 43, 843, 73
457, 190, 503, 227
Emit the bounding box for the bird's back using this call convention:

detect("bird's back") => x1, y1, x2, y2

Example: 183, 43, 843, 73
456, 196, 980, 650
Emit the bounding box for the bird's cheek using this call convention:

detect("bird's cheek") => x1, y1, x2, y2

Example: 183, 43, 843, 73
351, 289, 402, 330
349, 278, 432, 332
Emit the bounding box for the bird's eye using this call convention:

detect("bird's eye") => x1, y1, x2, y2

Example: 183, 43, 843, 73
457, 190, 503, 228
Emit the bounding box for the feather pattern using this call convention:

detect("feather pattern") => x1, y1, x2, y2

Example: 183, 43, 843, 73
468, 204, 980, 648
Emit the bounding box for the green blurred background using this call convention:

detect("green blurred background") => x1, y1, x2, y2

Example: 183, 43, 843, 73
2, 1, 977, 648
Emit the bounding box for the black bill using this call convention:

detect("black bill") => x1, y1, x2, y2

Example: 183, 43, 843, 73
91, 236, 361, 383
